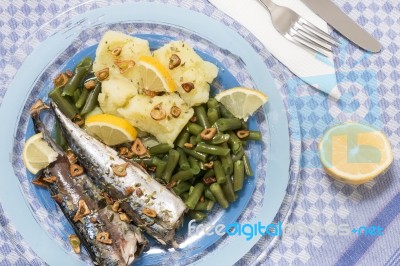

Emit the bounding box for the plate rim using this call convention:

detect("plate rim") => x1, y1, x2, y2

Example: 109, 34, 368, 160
0, 2, 290, 265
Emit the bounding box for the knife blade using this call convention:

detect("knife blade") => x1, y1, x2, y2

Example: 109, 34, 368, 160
301, 0, 382, 52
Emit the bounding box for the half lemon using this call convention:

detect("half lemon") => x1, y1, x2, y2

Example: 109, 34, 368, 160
215, 87, 268, 121
85, 114, 137, 146
22, 132, 58, 174
319, 123, 393, 184
137, 55, 176, 93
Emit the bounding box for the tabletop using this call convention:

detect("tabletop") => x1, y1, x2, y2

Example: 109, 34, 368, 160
0, 0, 399, 265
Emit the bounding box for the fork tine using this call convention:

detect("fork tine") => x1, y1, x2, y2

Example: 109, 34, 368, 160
298, 17, 340, 46
293, 24, 333, 52
285, 32, 332, 58
293, 22, 337, 49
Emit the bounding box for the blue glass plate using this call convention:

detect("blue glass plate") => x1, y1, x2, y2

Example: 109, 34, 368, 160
0, 2, 290, 265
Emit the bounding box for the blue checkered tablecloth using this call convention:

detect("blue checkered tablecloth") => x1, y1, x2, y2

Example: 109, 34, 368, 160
0, 0, 399, 265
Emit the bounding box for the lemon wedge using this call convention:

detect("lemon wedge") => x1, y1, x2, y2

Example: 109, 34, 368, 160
22, 132, 58, 174
137, 55, 176, 92
214, 87, 268, 121
319, 123, 393, 185
85, 114, 137, 146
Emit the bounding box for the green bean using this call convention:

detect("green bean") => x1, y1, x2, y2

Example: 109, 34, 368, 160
73, 89, 81, 104
149, 143, 171, 156
209, 133, 230, 145
75, 88, 89, 109
198, 161, 205, 170
241, 140, 248, 147
195, 142, 230, 156
228, 131, 243, 154
207, 98, 219, 110
162, 149, 180, 183
81, 82, 101, 115
215, 118, 242, 132
154, 160, 167, 180
219, 104, 235, 118
185, 183, 205, 210
173, 182, 191, 195
245, 131, 262, 141
213, 160, 227, 184
220, 143, 233, 176
181, 147, 207, 162
195, 134, 202, 144
62, 57, 92, 97
195, 200, 215, 211
188, 156, 201, 175
233, 160, 245, 191
232, 147, 245, 162
172, 169, 194, 182
175, 130, 190, 148
48, 87, 78, 118
203, 169, 215, 179
243, 154, 253, 176
204, 188, 217, 202
189, 135, 198, 146
187, 122, 203, 135
152, 156, 165, 166
176, 148, 190, 170
188, 186, 194, 195
221, 176, 236, 202
194, 105, 210, 128
189, 211, 207, 222
207, 107, 219, 125
53, 121, 67, 150
76, 57, 92, 68
210, 183, 229, 209
181, 192, 190, 201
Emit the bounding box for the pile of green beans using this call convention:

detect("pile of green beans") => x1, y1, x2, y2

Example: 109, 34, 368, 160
133, 97, 262, 222
49, 57, 102, 145
49, 57, 99, 119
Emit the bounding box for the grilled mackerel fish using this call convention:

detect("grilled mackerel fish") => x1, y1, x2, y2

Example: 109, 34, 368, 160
51, 102, 188, 245
31, 100, 148, 265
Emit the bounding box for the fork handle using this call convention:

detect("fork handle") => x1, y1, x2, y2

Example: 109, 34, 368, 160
258, 0, 277, 12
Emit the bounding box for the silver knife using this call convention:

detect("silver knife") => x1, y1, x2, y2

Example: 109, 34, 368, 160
301, 0, 382, 52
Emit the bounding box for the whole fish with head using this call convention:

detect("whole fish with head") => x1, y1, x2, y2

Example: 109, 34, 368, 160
30, 100, 148, 265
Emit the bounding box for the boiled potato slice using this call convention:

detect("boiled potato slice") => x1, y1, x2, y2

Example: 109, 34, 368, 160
98, 75, 138, 116
153, 41, 218, 106
93, 30, 151, 83
117, 94, 194, 146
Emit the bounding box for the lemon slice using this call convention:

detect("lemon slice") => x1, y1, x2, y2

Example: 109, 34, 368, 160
85, 114, 137, 146
22, 132, 58, 174
319, 123, 393, 185
214, 87, 268, 121
137, 55, 176, 92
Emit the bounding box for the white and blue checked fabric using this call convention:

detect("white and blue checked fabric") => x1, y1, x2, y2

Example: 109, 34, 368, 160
0, 0, 399, 265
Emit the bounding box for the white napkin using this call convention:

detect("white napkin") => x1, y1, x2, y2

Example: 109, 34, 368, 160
208, 0, 339, 98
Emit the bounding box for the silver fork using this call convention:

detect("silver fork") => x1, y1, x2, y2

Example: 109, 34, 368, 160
258, 0, 338, 57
